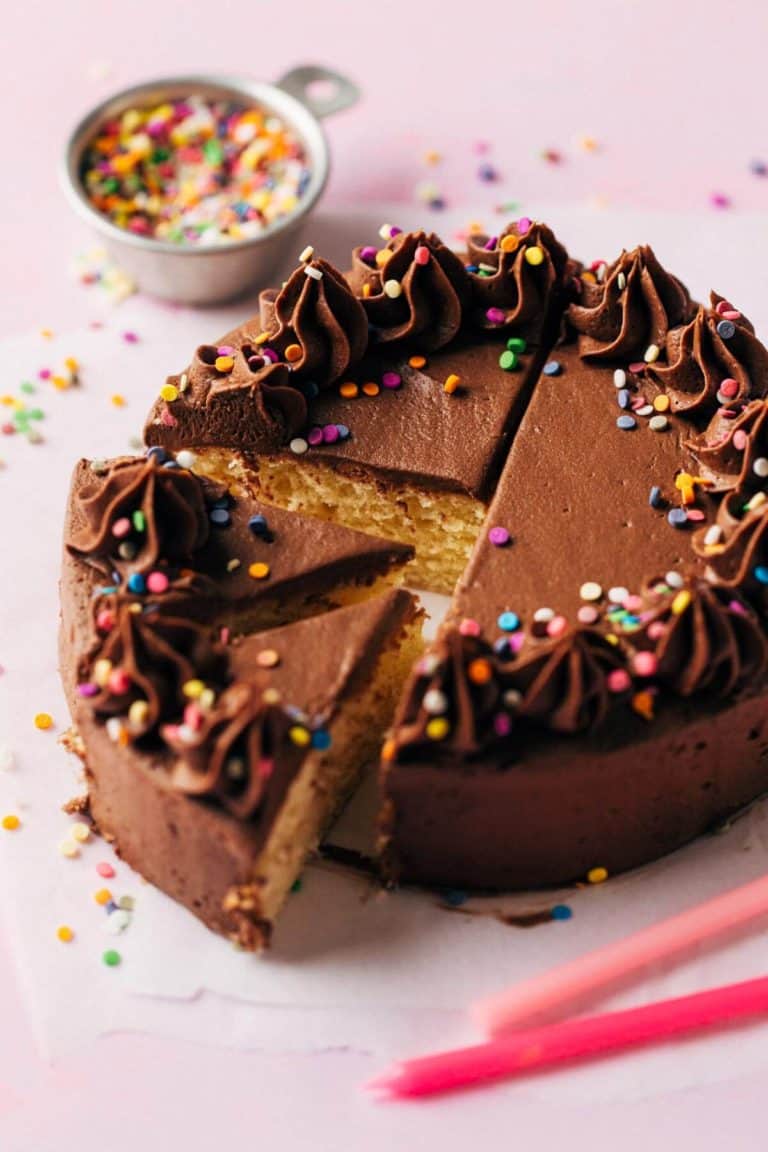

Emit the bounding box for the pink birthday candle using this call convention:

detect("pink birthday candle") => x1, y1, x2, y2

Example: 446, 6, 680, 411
369, 974, 768, 1099
473, 873, 768, 1035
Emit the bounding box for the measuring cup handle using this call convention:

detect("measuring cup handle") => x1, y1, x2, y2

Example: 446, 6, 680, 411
276, 66, 360, 120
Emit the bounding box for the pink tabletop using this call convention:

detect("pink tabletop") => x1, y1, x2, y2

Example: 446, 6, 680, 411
4, 0, 768, 337
3, 1, 768, 1147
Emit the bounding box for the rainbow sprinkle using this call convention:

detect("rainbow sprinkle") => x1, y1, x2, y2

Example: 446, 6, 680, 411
80, 95, 311, 246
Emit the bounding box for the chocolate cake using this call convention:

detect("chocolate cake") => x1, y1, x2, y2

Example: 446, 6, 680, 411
62, 217, 768, 947
63, 453, 413, 631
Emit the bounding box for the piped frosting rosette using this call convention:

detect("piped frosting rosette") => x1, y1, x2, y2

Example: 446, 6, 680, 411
633, 575, 767, 697
648, 293, 768, 418
256, 255, 368, 384
388, 622, 624, 765
66, 455, 210, 578
568, 245, 693, 362
162, 680, 332, 820
76, 604, 227, 744
464, 219, 571, 340
160, 255, 368, 445
694, 400, 768, 607
686, 400, 768, 492
347, 228, 471, 351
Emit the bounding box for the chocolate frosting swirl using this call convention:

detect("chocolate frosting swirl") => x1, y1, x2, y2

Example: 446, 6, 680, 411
644, 579, 767, 697
162, 681, 308, 819
78, 605, 226, 740
694, 400, 768, 600
465, 220, 570, 339
649, 293, 768, 417
66, 456, 209, 577
568, 245, 693, 362
392, 630, 515, 761
511, 628, 623, 733
686, 400, 767, 491
392, 623, 622, 764
347, 230, 470, 351
164, 257, 368, 444
257, 256, 369, 385
89, 564, 218, 637
182, 345, 307, 438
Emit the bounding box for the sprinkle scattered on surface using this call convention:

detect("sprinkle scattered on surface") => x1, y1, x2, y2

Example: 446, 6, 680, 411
74, 247, 136, 300
70, 822, 91, 843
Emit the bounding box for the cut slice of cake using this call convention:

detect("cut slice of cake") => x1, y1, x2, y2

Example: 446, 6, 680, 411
380, 247, 768, 890
62, 590, 422, 949
144, 222, 575, 591
61, 450, 414, 658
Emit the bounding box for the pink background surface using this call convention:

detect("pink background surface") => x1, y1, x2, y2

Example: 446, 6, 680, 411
3, 1, 768, 1147
4, 0, 768, 335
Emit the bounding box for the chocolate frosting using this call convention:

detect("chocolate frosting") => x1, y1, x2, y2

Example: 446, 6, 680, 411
686, 400, 767, 491
66, 457, 209, 576
257, 257, 369, 385
185, 348, 307, 438
568, 245, 693, 361
392, 630, 515, 761
392, 623, 623, 765
163, 681, 308, 819
644, 579, 767, 697
465, 220, 570, 339
695, 399, 768, 598
157, 257, 367, 450
392, 582, 765, 768
78, 605, 226, 740
347, 230, 470, 351
649, 293, 768, 416
512, 628, 623, 733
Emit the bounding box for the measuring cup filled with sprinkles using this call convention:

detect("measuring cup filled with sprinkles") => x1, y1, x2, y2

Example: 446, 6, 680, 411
63, 68, 359, 304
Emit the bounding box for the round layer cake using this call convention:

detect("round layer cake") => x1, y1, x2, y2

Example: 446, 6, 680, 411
62, 219, 768, 945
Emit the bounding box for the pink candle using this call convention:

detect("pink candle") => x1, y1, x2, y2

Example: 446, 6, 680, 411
473, 873, 768, 1035
369, 974, 768, 1099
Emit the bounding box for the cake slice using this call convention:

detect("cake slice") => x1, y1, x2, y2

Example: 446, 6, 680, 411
62, 590, 422, 949
61, 451, 414, 658
144, 222, 575, 591
380, 248, 768, 889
